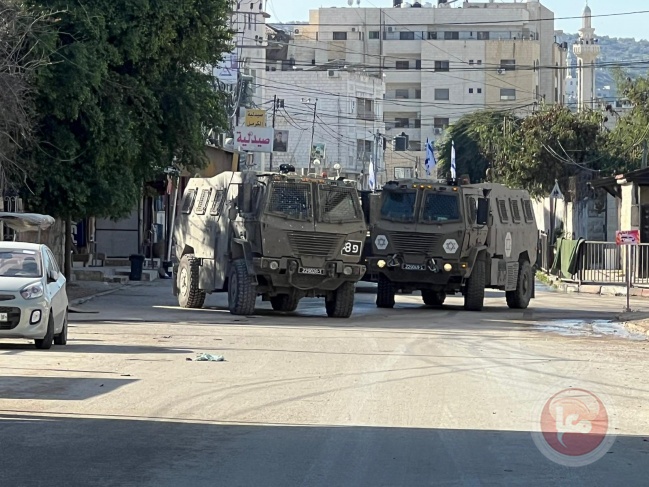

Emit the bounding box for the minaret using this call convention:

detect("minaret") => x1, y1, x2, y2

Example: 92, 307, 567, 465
573, 3, 600, 111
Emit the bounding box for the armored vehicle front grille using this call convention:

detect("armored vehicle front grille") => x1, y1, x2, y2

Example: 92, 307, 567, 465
0, 306, 21, 330
289, 232, 340, 256
391, 232, 440, 254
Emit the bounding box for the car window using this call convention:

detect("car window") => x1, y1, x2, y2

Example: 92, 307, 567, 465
0, 249, 43, 278
46, 248, 60, 273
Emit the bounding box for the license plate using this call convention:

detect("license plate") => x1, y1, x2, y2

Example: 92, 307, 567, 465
298, 267, 325, 275
0, 313, 7, 322
403, 264, 426, 271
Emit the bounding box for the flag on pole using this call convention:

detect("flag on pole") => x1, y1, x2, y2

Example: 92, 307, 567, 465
368, 157, 376, 191
425, 138, 437, 177
451, 140, 457, 180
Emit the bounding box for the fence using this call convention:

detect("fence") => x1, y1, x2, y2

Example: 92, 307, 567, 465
538, 231, 550, 272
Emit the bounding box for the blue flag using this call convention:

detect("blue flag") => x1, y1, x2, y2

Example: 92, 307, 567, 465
451, 140, 457, 179
368, 158, 376, 191
425, 138, 436, 177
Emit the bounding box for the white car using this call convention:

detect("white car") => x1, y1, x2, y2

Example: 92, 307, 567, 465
0, 242, 68, 349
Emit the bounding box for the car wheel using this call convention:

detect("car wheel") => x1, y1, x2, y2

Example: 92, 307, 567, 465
54, 311, 68, 346
35, 314, 54, 350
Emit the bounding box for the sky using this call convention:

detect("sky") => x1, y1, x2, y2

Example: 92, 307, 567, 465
267, 0, 649, 40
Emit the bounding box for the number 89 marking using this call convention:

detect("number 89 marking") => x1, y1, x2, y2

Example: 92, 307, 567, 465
342, 241, 362, 256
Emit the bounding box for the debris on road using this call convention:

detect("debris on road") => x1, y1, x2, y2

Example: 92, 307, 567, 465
195, 353, 225, 362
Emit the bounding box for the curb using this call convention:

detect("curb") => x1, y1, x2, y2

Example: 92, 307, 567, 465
70, 281, 146, 306
536, 273, 649, 298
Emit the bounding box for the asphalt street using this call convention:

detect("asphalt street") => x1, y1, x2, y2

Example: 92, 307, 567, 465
0, 281, 648, 486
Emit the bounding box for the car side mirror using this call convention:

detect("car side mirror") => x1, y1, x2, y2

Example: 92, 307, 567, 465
477, 198, 490, 226
48, 271, 59, 283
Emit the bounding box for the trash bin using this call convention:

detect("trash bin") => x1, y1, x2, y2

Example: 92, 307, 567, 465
129, 254, 145, 281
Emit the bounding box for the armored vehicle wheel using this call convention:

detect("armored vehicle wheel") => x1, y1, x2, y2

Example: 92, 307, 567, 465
506, 261, 533, 309
325, 282, 355, 318
376, 275, 395, 308
270, 294, 300, 312
422, 290, 446, 307
464, 257, 486, 312
178, 254, 206, 309
228, 259, 257, 315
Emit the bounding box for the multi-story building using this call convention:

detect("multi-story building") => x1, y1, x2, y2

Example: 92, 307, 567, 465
264, 69, 385, 187
276, 0, 565, 178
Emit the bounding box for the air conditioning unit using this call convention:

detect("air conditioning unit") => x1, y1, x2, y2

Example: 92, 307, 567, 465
501, 96, 516, 101
387, 27, 394, 33
434, 128, 442, 135
497, 68, 505, 75
328, 69, 339, 78
352, 27, 356, 32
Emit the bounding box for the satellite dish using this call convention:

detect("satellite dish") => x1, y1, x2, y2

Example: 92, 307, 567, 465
347, 0, 353, 5
334, 163, 341, 170
313, 159, 321, 166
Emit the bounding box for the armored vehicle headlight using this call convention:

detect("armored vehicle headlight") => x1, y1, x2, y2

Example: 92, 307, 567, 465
377, 259, 387, 269
343, 266, 353, 276
443, 263, 453, 272
270, 261, 279, 270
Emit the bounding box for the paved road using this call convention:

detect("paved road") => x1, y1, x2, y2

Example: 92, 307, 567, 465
1, 282, 648, 486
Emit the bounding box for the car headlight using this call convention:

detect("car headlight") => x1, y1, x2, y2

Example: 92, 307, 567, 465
21, 282, 44, 300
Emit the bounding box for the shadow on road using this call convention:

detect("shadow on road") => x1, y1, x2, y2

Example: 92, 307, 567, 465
0, 377, 135, 400
0, 343, 194, 355
0, 412, 646, 486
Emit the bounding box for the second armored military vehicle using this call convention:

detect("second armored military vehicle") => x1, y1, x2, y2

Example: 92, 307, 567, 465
172, 165, 367, 317
364, 179, 538, 311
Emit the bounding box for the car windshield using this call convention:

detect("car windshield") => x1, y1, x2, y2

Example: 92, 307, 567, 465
381, 190, 416, 222
0, 249, 42, 277
318, 185, 362, 223
421, 193, 460, 223
266, 182, 313, 221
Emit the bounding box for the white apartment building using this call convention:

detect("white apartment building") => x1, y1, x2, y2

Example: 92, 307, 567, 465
265, 69, 386, 187
279, 0, 565, 178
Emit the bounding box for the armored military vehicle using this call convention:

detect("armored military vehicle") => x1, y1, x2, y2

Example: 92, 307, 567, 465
364, 179, 538, 311
172, 165, 367, 317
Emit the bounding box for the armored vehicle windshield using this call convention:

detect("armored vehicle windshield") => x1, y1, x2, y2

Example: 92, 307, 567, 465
380, 190, 417, 223
420, 192, 461, 224
266, 181, 313, 221
319, 185, 361, 223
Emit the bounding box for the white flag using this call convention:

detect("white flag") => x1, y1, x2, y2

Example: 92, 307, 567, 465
368, 158, 376, 191
451, 140, 457, 180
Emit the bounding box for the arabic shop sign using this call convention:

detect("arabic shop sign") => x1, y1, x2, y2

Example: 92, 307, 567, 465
245, 109, 267, 127
234, 127, 274, 153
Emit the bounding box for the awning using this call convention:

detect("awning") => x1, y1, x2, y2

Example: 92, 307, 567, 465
591, 167, 649, 197
0, 213, 56, 232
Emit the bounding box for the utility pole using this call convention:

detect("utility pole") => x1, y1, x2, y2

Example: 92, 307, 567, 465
309, 98, 318, 173
642, 140, 648, 169
270, 95, 277, 172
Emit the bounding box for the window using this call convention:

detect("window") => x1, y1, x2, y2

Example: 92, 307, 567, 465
194, 189, 212, 215
369, 31, 380, 39
522, 200, 534, 222
434, 61, 450, 72
395, 117, 410, 128
396, 61, 410, 70
415, 119, 421, 129
500, 59, 516, 71
469, 88, 474, 94
477, 31, 490, 40
477, 88, 482, 94
466, 197, 477, 225
510, 200, 521, 223
421, 193, 460, 223
469, 60, 474, 65
427, 31, 438, 40
497, 199, 509, 223
394, 167, 413, 179
415, 89, 421, 99
181, 189, 197, 214
415, 60, 421, 70
210, 190, 226, 216
433, 117, 449, 128
381, 191, 416, 222
408, 140, 421, 151
333, 32, 347, 41
435, 89, 449, 101
395, 89, 409, 99
477, 60, 482, 65
400, 31, 415, 40
500, 88, 516, 101
444, 31, 459, 40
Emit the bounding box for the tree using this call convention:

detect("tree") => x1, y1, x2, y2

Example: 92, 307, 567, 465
437, 106, 614, 199
0, 1, 49, 189
22, 0, 232, 277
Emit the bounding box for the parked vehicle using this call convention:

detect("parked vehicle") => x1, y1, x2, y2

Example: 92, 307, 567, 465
173, 165, 367, 317
363, 179, 539, 311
